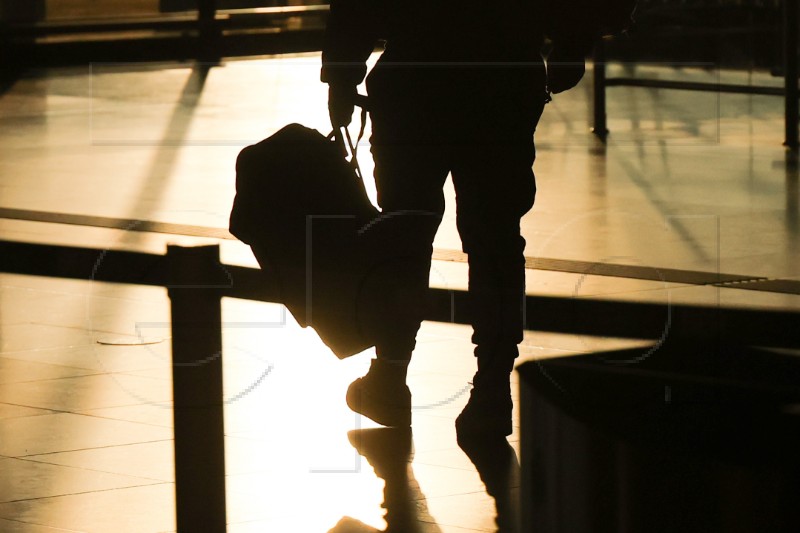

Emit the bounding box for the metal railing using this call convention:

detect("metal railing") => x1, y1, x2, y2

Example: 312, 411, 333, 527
1, 1, 329, 65
2, 237, 799, 531
593, 0, 799, 147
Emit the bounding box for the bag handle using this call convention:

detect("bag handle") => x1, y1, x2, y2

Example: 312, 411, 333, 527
328, 95, 369, 181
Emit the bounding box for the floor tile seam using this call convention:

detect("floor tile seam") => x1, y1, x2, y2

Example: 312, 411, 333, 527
18, 438, 174, 460
405, 442, 463, 456
73, 406, 175, 425
8, 455, 172, 484
409, 459, 475, 474
0, 481, 173, 506
2, 321, 97, 344
3, 402, 117, 420
109, 368, 173, 381
0, 282, 96, 298
0, 280, 169, 305
415, 511, 495, 531
421, 488, 498, 502
0, 357, 104, 381
78, 293, 169, 305
0, 402, 83, 417
415, 516, 490, 532
412, 448, 468, 460
0, 374, 102, 386
0, 369, 137, 387
0, 346, 105, 363
376, 487, 486, 504
2, 406, 174, 429
0, 342, 95, 355
7, 321, 167, 340
0, 515, 87, 533
562, 282, 700, 299
53, 322, 168, 338
0, 287, 159, 307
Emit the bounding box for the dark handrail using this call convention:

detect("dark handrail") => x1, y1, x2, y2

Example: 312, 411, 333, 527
3, 237, 799, 531
593, 0, 798, 148
2, 239, 799, 347
3, 4, 329, 37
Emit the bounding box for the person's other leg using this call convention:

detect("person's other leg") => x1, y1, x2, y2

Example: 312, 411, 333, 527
449, 85, 545, 435
361, 140, 449, 362
450, 140, 535, 435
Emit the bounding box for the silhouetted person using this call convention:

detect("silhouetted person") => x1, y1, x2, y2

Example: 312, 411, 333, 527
322, 1, 593, 435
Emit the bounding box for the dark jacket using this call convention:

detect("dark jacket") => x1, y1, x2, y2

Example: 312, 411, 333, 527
320, 0, 599, 89
321, 0, 549, 88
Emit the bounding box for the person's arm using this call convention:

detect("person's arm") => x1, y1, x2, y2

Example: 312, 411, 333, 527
321, 0, 380, 127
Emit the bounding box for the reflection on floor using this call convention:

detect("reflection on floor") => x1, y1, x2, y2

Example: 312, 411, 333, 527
1, 54, 798, 531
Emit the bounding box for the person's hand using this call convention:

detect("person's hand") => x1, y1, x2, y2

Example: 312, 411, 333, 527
328, 84, 357, 129
546, 48, 586, 94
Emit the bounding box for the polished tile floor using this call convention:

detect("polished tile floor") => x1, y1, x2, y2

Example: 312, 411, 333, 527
1, 54, 799, 532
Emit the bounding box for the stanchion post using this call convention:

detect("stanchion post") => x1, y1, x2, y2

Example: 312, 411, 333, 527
593, 38, 609, 138
167, 244, 227, 533
197, 0, 219, 62
785, 0, 799, 149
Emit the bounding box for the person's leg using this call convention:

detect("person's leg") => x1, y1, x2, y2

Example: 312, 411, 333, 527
449, 140, 535, 435
361, 141, 449, 364
449, 81, 546, 435
347, 77, 450, 426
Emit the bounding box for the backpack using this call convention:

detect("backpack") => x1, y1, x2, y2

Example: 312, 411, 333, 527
229, 122, 379, 358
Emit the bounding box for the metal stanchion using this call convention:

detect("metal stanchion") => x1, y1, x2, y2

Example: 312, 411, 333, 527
167, 244, 228, 533
593, 38, 609, 138
197, 0, 219, 62
785, 0, 799, 149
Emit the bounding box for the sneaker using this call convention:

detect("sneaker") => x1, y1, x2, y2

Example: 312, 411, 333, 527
347, 359, 412, 427
455, 385, 513, 437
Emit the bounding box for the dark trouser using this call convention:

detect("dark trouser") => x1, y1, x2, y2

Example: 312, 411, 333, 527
363, 61, 547, 363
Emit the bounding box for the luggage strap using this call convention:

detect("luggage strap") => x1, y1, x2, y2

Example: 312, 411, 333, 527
328, 96, 369, 182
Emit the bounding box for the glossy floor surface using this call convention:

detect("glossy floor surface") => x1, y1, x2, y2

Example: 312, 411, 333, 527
1, 54, 799, 532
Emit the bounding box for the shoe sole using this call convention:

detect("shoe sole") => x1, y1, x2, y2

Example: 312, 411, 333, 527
455, 399, 513, 437
346, 378, 412, 427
